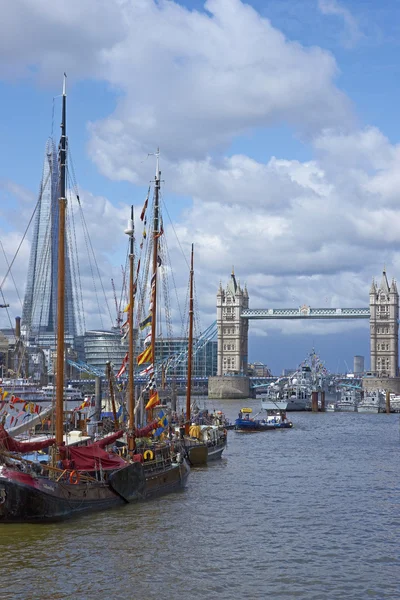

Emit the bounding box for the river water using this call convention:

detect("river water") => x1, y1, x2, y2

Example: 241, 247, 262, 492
1, 398, 399, 600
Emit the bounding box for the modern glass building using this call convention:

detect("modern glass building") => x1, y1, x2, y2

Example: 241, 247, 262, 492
22, 138, 76, 343
84, 330, 130, 374
152, 337, 217, 378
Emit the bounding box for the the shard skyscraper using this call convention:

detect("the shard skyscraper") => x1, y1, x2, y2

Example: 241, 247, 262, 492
22, 138, 76, 346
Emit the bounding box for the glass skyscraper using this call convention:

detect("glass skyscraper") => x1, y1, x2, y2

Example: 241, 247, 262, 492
22, 138, 76, 346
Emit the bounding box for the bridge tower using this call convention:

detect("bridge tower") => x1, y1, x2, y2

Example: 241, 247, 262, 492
369, 269, 398, 377
216, 270, 249, 376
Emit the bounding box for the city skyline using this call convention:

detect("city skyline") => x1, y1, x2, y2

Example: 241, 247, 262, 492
0, 0, 399, 374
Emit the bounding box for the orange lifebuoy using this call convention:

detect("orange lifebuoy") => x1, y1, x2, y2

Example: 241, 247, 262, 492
69, 470, 80, 485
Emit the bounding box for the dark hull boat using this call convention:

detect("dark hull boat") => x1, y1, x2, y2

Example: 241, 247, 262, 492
183, 429, 227, 466
0, 465, 125, 522
0, 460, 189, 523
234, 419, 276, 433
185, 440, 226, 466
0, 424, 189, 523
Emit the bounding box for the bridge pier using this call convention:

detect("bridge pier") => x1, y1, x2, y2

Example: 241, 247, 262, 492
208, 375, 250, 399
311, 391, 319, 412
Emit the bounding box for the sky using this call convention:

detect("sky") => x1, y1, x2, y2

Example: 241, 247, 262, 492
0, 0, 400, 375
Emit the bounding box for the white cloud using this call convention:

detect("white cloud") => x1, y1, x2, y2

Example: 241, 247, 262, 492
0, 0, 398, 353
318, 0, 363, 48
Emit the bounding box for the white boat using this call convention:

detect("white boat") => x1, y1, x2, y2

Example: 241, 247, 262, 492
389, 394, 400, 413
326, 402, 337, 412
41, 384, 84, 402
336, 388, 359, 412
357, 390, 386, 413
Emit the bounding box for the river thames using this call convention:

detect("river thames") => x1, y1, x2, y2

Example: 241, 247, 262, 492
1, 398, 399, 599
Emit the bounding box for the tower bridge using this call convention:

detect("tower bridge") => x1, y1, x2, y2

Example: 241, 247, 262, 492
209, 269, 400, 399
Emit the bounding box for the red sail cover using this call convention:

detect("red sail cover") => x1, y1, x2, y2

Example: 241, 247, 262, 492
62, 445, 126, 471
0, 424, 55, 453
59, 430, 126, 471
135, 420, 159, 438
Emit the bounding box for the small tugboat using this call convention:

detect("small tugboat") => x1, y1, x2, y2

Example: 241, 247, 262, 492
234, 408, 276, 433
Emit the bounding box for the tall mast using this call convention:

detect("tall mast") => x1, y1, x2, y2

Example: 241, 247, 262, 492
56, 74, 67, 452
124, 206, 135, 452
149, 150, 160, 419
185, 244, 194, 435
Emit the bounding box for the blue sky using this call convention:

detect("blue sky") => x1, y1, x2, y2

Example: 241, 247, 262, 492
0, 0, 400, 374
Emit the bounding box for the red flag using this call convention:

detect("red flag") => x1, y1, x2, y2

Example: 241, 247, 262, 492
140, 196, 148, 221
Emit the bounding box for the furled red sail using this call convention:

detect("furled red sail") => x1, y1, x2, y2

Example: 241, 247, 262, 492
60, 444, 126, 471
0, 424, 55, 453
134, 420, 159, 438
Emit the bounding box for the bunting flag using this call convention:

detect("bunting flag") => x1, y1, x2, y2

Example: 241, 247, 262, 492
143, 373, 156, 393
140, 190, 150, 221
140, 314, 152, 330
154, 219, 164, 239
74, 398, 91, 412
158, 410, 168, 429
157, 255, 162, 267
143, 228, 147, 240
144, 331, 152, 346
136, 260, 141, 278
137, 346, 152, 365
121, 317, 129, 340
139, 364, 154, 377
145, 391, 160, 410
117, 353, 129, 378
123, 303, 130, 313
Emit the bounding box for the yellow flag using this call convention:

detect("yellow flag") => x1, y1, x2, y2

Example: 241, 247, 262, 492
145, 391, 159, 410
137, 346, 153, 365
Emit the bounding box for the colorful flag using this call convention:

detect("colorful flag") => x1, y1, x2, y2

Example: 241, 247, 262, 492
140, 191, 149, 221
123, 303, 130, 313
143, 373, 156, 392
158, 410, 168, 429
145, 391, 160, 410
154, 219, 164, 239
117, 353, 129, 378
137, 346, 153, 365
139, 364, 154, 376
139, 314, 152, 330
144, 331, 152, 346
157, 255, 162, 267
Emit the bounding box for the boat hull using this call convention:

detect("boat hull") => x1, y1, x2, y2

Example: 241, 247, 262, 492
234, 420, 276, 433
285, 399, 308, 411
207, 441, 226, 461
187, 444, 208, 466
336, 404, 357, 412
142, 460, 190, 497
0, 460, 190, 523
0, 466, 124, 523
260, 400, 288, 411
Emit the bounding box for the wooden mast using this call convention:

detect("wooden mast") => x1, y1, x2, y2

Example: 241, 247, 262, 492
185, 244, 194, 435
125, 206, 135, 452
149, 150, 160, 420
56, 74, 67, 455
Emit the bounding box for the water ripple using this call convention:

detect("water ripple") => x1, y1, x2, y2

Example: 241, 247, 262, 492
0, 400, 399, 599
